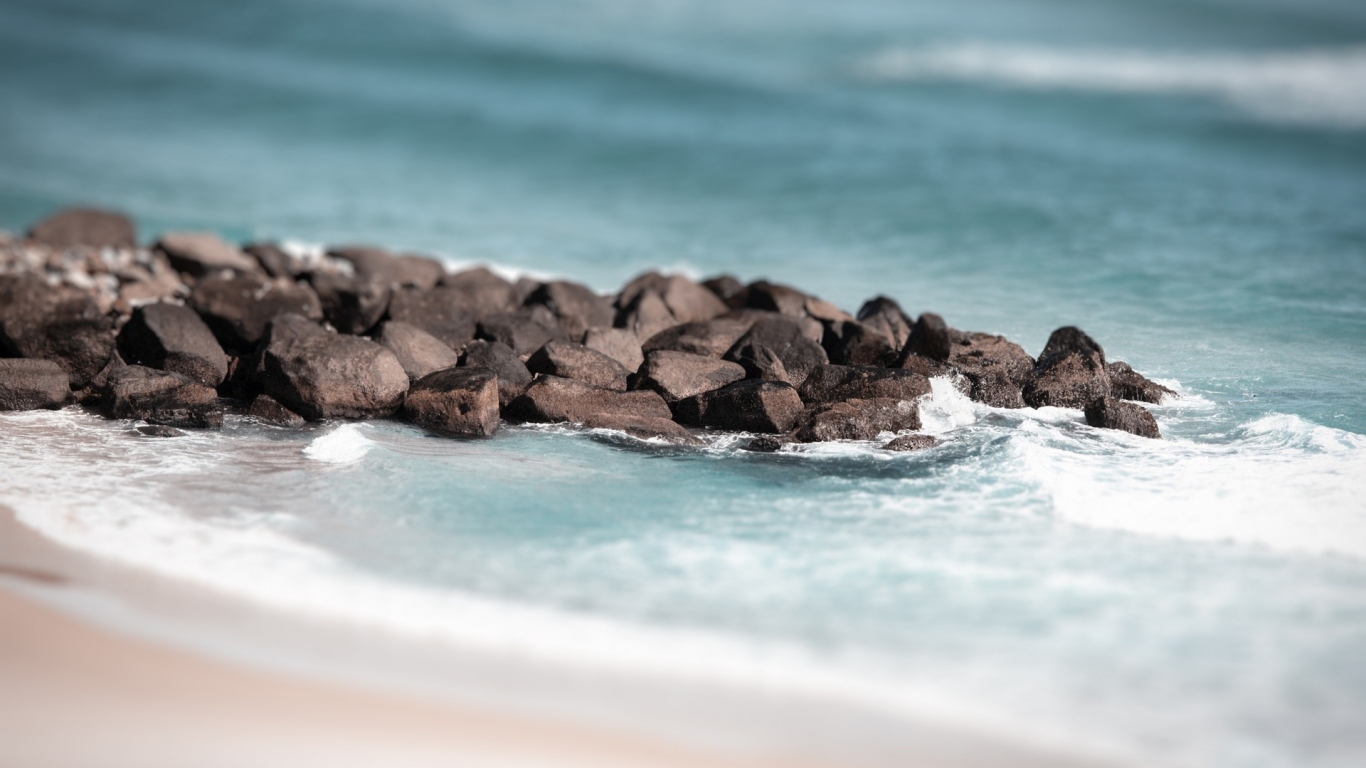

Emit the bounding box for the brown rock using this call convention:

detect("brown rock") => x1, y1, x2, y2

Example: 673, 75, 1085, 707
1107, 362, 1174, 404
524, 281, 614, 340
583, 327, 643, 372
616, 289, 676, 343
701, 275, 745, 305
797, 364, 931, 406
244, 394, 306, 427
948, 332, 1034, 409
674, 380, 803, 433
1085, 396, 1161, 439
117, 302, 229, 387
906, 312, 951, 362
28, 208, 136, 250
102, 365, 223, 428
189, 275, 324, 353
460, 340, 532, 407
620, 274, 726, 324
387, 286, 481, 349
136, 425, 185, 438
157, 232, 260, 277
506, 375, 672, 424
476, 305, 567, 358
642, 319, 749, 359
742, 436, 785, 452
375, 321, 461, 381
243, 243, 296, 278
310, 272, 391, 336
733, 345, 789, 382
258, 319, 408, 420
526, 340, 631, 392
580, 413, 700, 445
724, 317, 828, 386
790, 397, 921, 443
328, 246, 445, 291
883, 434, 937, 452
857, 297, 913, 352
402, 367, 500, 437
823, 319, 897, 367
0, 273, 115, 388
1023, 327, 1110, 409
440, 267, 520, 318
0, 359, 70, 410
637, 350, 746, 404
736, 280, 808, 316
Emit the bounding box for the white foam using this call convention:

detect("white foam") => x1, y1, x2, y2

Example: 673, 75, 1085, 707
858, 43, 1366, 128
303, 423, 374, 463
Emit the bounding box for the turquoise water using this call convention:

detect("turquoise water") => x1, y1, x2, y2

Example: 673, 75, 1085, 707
2, 0, 1366, 766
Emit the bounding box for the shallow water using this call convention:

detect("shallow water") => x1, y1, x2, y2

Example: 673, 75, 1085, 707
2, 0, 1366, 766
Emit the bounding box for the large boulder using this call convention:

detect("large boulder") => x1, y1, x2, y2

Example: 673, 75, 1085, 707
674, 380, 803, 433
387, 286, 481, 349
637, 350, 746, 404
905, 312, 952, 362
790, 398, 921, 443
440, 267, 520, 318
189, 274, 324, 353
328, 246, 445, 291
822, 319, 897, 367
0, 273, 115, 389
1107, 361, 1174, 404
524, 281, 614, 340
258, 317, 409, 420
27, 208, 136, 250
476, 305, 568, 358
615, 289, 677, 343
117, 302, 229, 387
856, 297, 913, 352
946, 331, 1035, 409
102, 364, 223, 428
1084, 396, 1161, 439
157, 232, 260, 277
724, 317, 828, 386
1022, 327, 1110, 409
642, 318, 750, 359
310, 272, 391, 336
460, 340, 532, 407
701, 275, 744, 305
584, 327, 643, 372
797, 364, 931, 406
734, 280, 808, 316
525, 340, 631, 392
618, 273, 727, 326
506, 375, 672, 424
0, 359, 70, 410
375, 321, 461, 381
402, 367, 500, 437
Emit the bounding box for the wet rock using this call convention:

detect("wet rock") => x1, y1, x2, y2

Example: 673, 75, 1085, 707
157, 232, 261, 277
857, 297, 913, 352
310, 271, 391, 336
244, 393, 306, 427
117, 302, 229, 387
642, 319, 750, 359
947, 332, 1035, 409
524, 281, 614, 340
616, 289, 676, 343
823, 319, 897, 367
1022, 327, 1110, 409
0, 273, 115, 388
136, 425, 185, 438
375, 320, 461, 381
905, 312, 951, 362
102, 365, 223, 428
724, 317, 828, 386
0, 358, 70, 410
790, 397, 921, 442
580, 413, 700, 445
797, 364, 932, 406
1040, 326, 1106, 364
329, 246, 445, 291
1085, 396, 1161, 439
189, 274, 324, 353
674, 380, 803, 433
441, 267, 520, 318
476, 305, 567, 358
742, 436, 785, 452
1107, 361, 1174, 404
387, 286, 481, 349
460, 340, 532, 407
804, 296, 853, 325
402, 367, 500, 437
28, 208, 137, 250
583, 327, 643, 372
506, 375, 672, 424
883, 434, 937, 452
701, 274, 745, 305
258, 318, 408, 420
637, 350, 746, 404
525, 340, 631, 392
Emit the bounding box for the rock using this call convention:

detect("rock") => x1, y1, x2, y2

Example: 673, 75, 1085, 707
0, 359, 70, 410
375, 321, 461, 381
136, 425, 185, 438
1107, 362, 1174, 404
386, 286, 482, 349
402, 367, 501, 437
897, 352, 956, 380
157, 232, 260, 277
804, 296, 853, 325
310, 271, 391, 335
524, 281, 614, 340
244, 243, 296, 278
724, 317, 828, 386
674, 380, 803, 433
244, 394, 306, 427
883, 434, 937, 452
905, 312, 951, 362
329, 246, 446, 291
0, 273, 115, 388
734, 344, 789, 382
116, 302, 229, 387
440, 267, 520, 318
506, 375, 672, 424
1084, 396, 1161, 439
797, 364, 932, 406
1022, 327, 1110, 409
580, 413, 700, 445
637, 350, 746, 404
616, 289, 677, 343
857, 297, 913, 352
476, 305, 567, 358
526, 340, 631, 392
701, 275, 745, 305
822, 319, 897, 367
736, 280, 808, 316
584, 327, 643, 372
790, 397, 921, 442
102, 365, 223, 428
460, 340, 532, 407
258, 319, 408, 420
617, 273, 725, 324
742, 436, 785, 452
947, 332, 1034, 409
189, 275, 324, 353
642, 319, 750, 359
28, 208, 137, 250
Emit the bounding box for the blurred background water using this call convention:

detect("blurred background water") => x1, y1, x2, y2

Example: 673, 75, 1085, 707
2, 1, 1365, 766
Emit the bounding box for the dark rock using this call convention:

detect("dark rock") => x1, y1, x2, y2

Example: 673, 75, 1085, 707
642, 319, 750, 359
510, 277, 541, 307
460, 340, 532, 407
102, 365, 223, 428
637, 350, 746, 404
618, 274, 726, 325
0, 359, 69, 410
244, 393, 306, 427
736, 280, 808, 317
402, 367, 501, 437
734, 344, 789, 382
947, 332, 1035, 409
701, 275, 745, 305
476, 305, 567, 358
329, 246, 445, 291
897, 353, 956, 380
583, 327, 643, 372
742, 436, 785, 452
857, 297, 913, 352
616, 289, 677, 343
790, 397, 921, 443
190, 275, 324, 353
1085, 396, 1161, 439
157, 232, 261, 277
526, 340, 631, 392
797, 364, 932, 406
1107, 362, 1174, 404
906, 312, 951, 362
258, 318, 408, 420
724, 317, 828, 386
117, 302, 229, 387
387, 286, 481, 349
1023, 327, 1110, 409
506, 375, 672, 424
28, 208, 136, 250
0, 273, 115, 388
440, 267, 520, 318
375, 321, 461, 381
524, 281, 614, 340
1040, 326, 1106, 365
310, 271, 391, 336
580, 413, 701, 445
136, 425, 185, 438
823, 319, 897, 367
674, 380, 803, 433
243, 243, 296, 278
804, 296, 853, 325
883, 434, 937, 452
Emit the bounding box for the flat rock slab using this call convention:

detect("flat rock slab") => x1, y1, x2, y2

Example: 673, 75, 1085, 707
583, 327, 643, 372
117, 302, 229, 387
28, 208, 136, 250
642, 319, 750, 359
0, 358, 70, 410
1085, 396, 1161, 439
790, 398, 921, 443
507, 375, 672, 424
402, 367, 500, 437
675, 379, 804, 434
102, 365, 223, 429
525, 340, 630, 392
798, 364, 931, 406
158, 232, 260, 276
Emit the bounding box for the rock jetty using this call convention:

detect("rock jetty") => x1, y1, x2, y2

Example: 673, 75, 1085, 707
0, 207, 1171, 445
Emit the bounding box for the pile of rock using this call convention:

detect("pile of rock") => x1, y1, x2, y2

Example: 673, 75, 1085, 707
1, 207, 1172, 445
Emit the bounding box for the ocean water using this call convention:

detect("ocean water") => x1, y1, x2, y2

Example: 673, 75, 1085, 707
2, 0, 1366, 766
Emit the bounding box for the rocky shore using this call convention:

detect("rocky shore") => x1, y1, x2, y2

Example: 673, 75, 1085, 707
0, 207, 1170, 447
